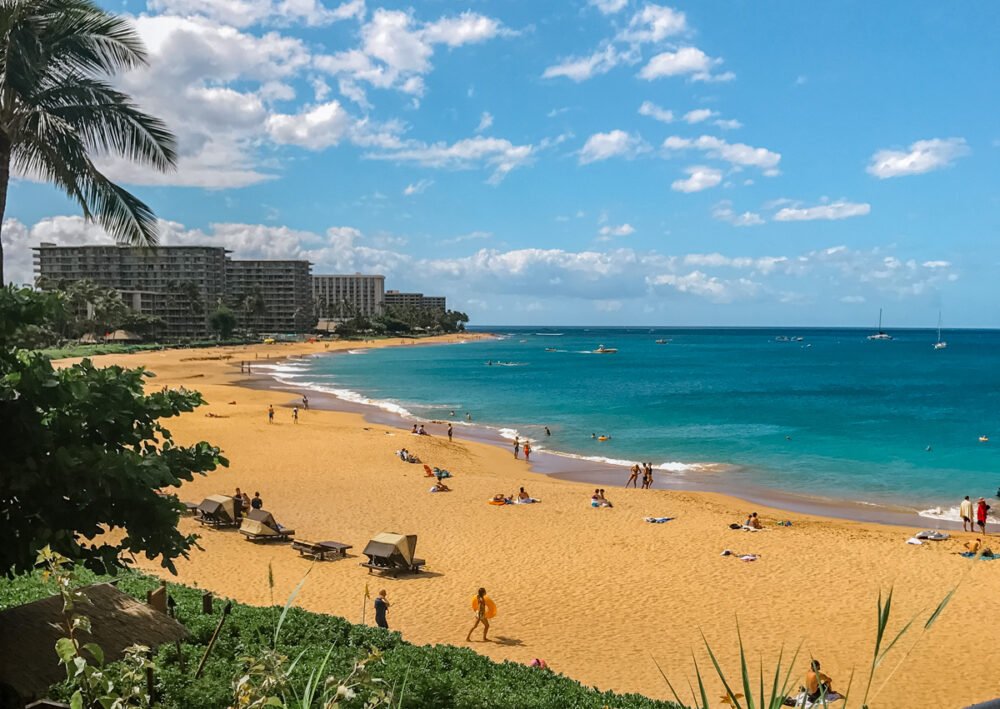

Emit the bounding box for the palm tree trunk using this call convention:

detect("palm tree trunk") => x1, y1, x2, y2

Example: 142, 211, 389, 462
0, 138, 11, 285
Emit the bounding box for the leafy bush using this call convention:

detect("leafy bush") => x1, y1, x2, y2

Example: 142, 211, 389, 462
3, 571, 679, 708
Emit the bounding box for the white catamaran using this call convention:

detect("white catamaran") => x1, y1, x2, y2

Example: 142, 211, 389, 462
867, 308, 893, 341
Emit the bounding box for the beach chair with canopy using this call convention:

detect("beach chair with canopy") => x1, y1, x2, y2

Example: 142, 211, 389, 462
239, 509, 295, 542
361, 532, 425, 575
195, 494, 238, 528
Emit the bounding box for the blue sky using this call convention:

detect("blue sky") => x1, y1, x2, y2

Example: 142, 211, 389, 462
5, 0, 998, 326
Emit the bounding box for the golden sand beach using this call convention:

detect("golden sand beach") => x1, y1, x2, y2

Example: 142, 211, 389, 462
75, 336, 1000, 708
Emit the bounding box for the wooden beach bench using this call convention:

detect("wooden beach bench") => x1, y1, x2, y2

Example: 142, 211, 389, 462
291, 539, 352, 561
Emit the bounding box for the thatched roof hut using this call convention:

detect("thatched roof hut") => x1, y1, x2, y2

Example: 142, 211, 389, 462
0, 583, 187, 705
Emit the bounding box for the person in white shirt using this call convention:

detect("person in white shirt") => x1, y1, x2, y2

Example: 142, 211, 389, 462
960, 495, 974, 532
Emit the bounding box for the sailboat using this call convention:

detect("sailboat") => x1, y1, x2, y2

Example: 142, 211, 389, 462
867, 308, 893, 341
933, 312, 947, 350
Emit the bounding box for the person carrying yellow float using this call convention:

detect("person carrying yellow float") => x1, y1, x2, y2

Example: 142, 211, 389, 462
465, 587, 496, 642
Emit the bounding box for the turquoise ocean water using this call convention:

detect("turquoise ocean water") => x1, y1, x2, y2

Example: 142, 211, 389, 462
269, 327, 1000, 518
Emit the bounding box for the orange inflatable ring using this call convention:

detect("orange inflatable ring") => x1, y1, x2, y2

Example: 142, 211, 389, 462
471, 595, 497, 619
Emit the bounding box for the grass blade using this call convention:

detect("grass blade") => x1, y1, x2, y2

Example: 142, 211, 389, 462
701, 631, 744, 709
651, 655, 688, 708
736, 622, 755, 709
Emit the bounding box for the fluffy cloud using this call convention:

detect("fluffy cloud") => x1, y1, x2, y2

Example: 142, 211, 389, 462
866, 138, 969, 178
579, 130, 647, 164
542, 44, 625, 82
148, 0, 365, 28
589, 0, 628, 14
638, 101, 674, 123
266, 101, 353, 149
683, 108, 716, 123
671, 165, 723, 192
598, 223, 636, 239
616, 5, 687, 43
5, 216, 959, 307
639, 47, 733, 82
663, 135, 781, 172
366, 136, 534, 184
773, 200, 871, 222
476, 112, 494, 132
403, 179, 433, 196
712, 201, 765, 226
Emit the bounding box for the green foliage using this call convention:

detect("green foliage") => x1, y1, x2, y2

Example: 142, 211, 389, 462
3, 571, 679, 709
209, 305, 238, 340
0, 0, 178, 282
1, 287, 228, 575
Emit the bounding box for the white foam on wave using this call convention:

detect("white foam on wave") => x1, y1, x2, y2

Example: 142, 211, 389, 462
544, 450, 704, 473
919, 505, 1000, 524
273, 377, 415, 419
346, 349, 370, 355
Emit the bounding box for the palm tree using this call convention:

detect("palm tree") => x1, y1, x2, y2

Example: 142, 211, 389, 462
0, 0, 177, 283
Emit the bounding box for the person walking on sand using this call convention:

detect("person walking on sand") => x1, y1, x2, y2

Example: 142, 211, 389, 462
626, 464, 640, 488
292, 406, 299, 423
513, 437, 520, 459
268, 405, 274, 424
374, 589, 390, 629
960, 495, 974, 532
977, 497, 990, 535
523, 442, 531, 461
466, 587, 493, 642
447, 423, 453, 442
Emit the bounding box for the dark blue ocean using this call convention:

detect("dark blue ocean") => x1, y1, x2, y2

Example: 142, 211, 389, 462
271, 327, 1000, 517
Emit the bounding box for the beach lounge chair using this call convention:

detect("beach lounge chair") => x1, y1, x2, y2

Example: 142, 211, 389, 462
291, 539, 353, 560
361, 532, 425, 575
195, 494, 238, 528
239, 509, 295, 542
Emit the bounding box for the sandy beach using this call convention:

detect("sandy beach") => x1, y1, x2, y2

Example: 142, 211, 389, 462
73, 336, 1000, 708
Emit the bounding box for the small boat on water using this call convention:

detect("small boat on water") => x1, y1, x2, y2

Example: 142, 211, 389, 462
867, 308, 893, 340
593, 344, 618, 354
933, 311, 947, 350
655, 339, 669, 344
544, 347, 557, 352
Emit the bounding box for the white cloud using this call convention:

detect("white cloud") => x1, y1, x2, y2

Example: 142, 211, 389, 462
639, 47, 732, 82
663, 135, 781, 171
366, 136, 534, 184
712, 200, 765, 227
773, 200, 871, 222
840, 295, 866, 304
403, 179, 433, 196
439, 230, 493, 246
579, 130, 647, 164
266, 101, 353, 149
683, 108, 716, 124
148, 0, 365, 28
714, 118, 742, 130
589, 0, 628, 14
671, 165, 722, 193
598, 223, 636, 239
617, 5, 687, 43
542, 44, 625, 82
638, 101, 674, 123
866, 138, 970, 179
649, 271, 760, 303
476, 111, 494, 132
922, 260, 951, 269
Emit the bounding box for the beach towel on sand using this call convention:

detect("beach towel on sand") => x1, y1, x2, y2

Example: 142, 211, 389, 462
789, 691, 843, 707
644, 516, 674, 523
960, 551, 1000, 560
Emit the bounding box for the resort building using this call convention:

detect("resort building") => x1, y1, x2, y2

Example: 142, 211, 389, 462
34, 244, 315, 336
312, 274, 385, 320
226, 260, 315, 334
384, 290, 447, 312
33, 244, 228, 338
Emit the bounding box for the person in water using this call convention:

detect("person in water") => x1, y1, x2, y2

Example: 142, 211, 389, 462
545, 426, 551, 436
466, 587, 491, 642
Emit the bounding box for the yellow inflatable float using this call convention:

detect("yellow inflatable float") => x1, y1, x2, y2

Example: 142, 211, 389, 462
471, 595, 497, 619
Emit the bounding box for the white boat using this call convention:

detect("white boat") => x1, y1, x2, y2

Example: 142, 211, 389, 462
867, 308, 893, 340
593, 344, 618, 354
655, 339, 669, 344
933, 312, 947, 350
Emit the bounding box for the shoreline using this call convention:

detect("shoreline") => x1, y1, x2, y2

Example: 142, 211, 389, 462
251, 347, 966, 532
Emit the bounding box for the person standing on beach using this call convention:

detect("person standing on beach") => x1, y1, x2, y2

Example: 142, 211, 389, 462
513, 437, 520, 459
977, 497, 990, 535
960, 496, 974, 532
523, 442, 531, 461
302, 394, 309, 410
268, 405, 274, 424
374, 589, 390, 629
292, 406, 299, 423
626, 464, 640, 488
447, 423, 453, 442
466, 587, 492, 642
